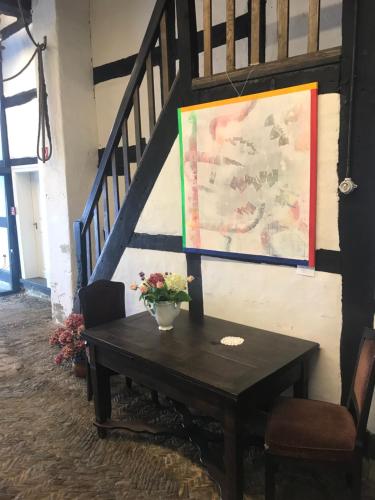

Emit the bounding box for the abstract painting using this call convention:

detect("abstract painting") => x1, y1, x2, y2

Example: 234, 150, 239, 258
178, 83, 318, 267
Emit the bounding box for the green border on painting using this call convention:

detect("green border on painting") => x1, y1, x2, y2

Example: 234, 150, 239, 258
177, 108, 187, 248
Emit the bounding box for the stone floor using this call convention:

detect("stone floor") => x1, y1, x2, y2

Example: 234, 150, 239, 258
0, 293, 374, 499
0, 279, 11, 293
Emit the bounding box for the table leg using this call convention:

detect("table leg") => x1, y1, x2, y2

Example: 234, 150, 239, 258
89, 345, 111, 438
293, 359, 308, 398
223, 409, 243, 500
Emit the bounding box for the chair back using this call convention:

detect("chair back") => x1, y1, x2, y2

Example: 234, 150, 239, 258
347, 327, 375, 442
78, 279, 125, 328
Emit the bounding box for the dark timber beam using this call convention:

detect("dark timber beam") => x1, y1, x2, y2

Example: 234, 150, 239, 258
4, 88, 37, 107
1, 17, 29, 41
0, 0, 31, 20
0, 156, 37, 167
339, 0, 375, 402
0, 45, 21, 293
192, 46, 341, 90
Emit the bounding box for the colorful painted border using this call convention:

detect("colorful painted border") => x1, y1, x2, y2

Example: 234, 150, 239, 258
178, 82, 318, 268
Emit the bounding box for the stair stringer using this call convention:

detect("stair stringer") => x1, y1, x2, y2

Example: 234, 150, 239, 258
89, 75, 184, 282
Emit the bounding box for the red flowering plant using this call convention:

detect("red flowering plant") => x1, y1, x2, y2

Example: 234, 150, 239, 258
130, 272, 194, 306
49, 313, 86, 366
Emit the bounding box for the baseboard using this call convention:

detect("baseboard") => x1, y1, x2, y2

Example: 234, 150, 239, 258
20, 278, 51, 297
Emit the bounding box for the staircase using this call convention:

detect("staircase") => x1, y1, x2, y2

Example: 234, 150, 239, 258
74, 0, 342, 289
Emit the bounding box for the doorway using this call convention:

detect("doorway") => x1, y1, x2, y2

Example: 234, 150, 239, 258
0, 175, 11, 292
12, 168, 47, 288
0, 172, 21, 295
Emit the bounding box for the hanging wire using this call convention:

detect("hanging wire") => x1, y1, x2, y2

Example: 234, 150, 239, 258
1, 0, 52, 163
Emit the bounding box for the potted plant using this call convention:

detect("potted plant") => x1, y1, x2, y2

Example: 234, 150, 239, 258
49, 313, 86, 377
130, 272, 194, 331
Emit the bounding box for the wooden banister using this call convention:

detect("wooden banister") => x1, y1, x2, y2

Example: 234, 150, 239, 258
80, 0, 169, 232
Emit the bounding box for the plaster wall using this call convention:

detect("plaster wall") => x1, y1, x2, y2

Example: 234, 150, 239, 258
30, 0, 98, 319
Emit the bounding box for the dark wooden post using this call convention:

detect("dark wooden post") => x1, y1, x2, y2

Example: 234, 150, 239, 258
339, 0, 375, 402
176, 0, 199, 89
176, 1, 203, 321
74, 220, 87, 289
0, 45, 21, 293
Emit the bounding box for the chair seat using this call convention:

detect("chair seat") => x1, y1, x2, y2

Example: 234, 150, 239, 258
265, 398, 356, 462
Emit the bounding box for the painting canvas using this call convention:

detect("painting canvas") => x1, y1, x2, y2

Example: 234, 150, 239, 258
178, 83, 318, 267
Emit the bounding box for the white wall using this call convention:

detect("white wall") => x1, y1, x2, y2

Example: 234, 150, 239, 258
31, 0, 98, 320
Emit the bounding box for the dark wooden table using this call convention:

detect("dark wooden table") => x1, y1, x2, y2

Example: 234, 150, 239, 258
83, 310, 319, 500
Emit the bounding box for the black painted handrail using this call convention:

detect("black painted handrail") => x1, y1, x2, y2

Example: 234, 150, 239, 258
80, 0, 169, 233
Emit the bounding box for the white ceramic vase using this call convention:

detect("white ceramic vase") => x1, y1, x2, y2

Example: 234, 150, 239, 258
146, 301, 181, 331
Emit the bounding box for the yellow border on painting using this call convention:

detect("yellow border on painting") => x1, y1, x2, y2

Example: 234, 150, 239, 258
179, 82, 318, 113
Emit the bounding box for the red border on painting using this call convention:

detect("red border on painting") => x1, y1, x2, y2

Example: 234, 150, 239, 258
308, 87, 318, 267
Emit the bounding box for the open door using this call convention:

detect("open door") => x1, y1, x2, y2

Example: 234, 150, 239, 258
0, 173, 20, 294
13, 169, 46, 283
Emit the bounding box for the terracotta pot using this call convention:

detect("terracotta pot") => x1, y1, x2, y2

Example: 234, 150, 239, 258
72, 360, 86, 378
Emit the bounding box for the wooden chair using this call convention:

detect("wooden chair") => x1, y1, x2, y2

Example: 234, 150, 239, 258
79, 279, 158, 404
264, 327, 375, 500
79, 279, 128, 401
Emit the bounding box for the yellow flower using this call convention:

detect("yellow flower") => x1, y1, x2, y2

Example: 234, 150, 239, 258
164, 273, 187, 292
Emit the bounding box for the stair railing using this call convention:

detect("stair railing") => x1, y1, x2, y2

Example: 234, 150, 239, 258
74, 0, 181, 288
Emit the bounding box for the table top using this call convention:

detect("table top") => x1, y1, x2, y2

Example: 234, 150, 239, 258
84, 310, 319, 398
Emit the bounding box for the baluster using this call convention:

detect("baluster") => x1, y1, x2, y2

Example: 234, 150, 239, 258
93, 204, 101, 261
133, 87, 142, 167
122, 120, 131, 194
146, 53, 156, 135
159, 0, 176, 104
111, 152, 120, 216
226, 0, 235, 72
176, 0, 199, 82
160, 10, 170, 103
85, 225, 92, 279
203, 0, 212, 76
277, 0, 289, 60
74, 220, 87, 288
249, 0, 266, 65
308, 0, 320, 53
101, 174, 110, 240
166, 0, 176, 83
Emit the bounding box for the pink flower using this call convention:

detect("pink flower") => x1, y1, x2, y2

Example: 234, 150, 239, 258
54, 353, 64, 365
130, 283, 138, 290
62, 345, 74, 359
65, 313, 84, 331
58, 330, 73, 346
76, 340, 86, 350
77, 324, 85, 335
156, 281, 164, 289
187, 275, 195, 283
148, 273, 165, 286
139, 285, 148, 294
49, 331, 60, 346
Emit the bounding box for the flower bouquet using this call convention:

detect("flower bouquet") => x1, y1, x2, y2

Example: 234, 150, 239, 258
49, 313, 86, 372
130, 272, 194, 330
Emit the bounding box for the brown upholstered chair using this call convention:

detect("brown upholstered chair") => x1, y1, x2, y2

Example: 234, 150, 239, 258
264, 327, 375, 500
